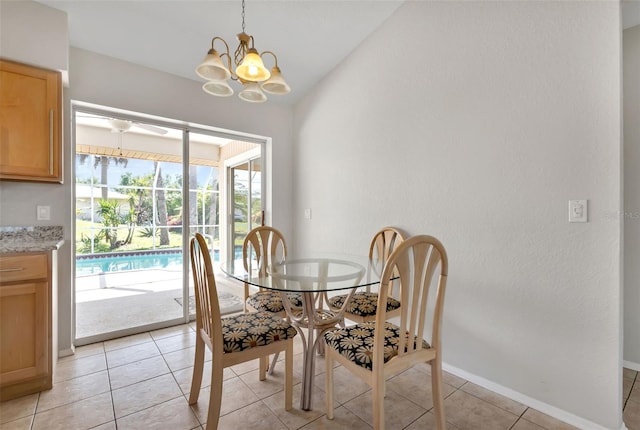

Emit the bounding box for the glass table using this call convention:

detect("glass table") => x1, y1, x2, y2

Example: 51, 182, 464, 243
221, 254, 386, 411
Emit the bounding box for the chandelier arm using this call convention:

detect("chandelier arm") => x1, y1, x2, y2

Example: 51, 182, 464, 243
210, 36, 230, 55
260, 51, 279, 68
219, 52, 234, 78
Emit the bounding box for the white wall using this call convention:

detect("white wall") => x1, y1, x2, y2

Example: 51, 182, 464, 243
293, 2, 622, 429
624, 24, 640, 370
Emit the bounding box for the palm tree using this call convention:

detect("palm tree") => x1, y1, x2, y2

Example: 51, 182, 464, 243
78, 154, 128, 200
154, 161, 170, 246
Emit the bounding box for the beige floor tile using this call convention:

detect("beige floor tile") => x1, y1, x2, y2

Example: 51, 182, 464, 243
112, 373, 183, 418
261, 382, 328, 429
0, 393, 38, 424
512, 418, 546, 430
343, 387, 427, 429
632, 381, 640, 400
154, 331, 196, 354
387, 366, 457, 411
173, 365, 236, 395
106, 340, 161, 368
0, 415, 33, 430
521, 409, 580, 430
624, 368, 638, 380
104, 332, 154, 351
229, 355, 262, 376
626, 377, 635, 402
404, 411, 462, 430
217, 401, 288, 430
163, 345, 212, 372
625, 397, 640, 430
55, 352, 107, 382
37, 370, 110, 412
413, 363, 468, 389
150, 324, 194, 340
302, 406, 372, 430
443, 389, 519, 430
72, 342, 105, 359
116, 396, 200, 430
190, 376, 260, 423
31, 392, 113, 430
239, 365, 300, 400
460, 381, 527, 415
90, 422, 117, 430
108, 354, 171, 389
318, 365, 372, 405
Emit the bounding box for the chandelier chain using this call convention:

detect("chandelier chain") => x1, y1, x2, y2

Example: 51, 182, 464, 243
241, 0, 246, 33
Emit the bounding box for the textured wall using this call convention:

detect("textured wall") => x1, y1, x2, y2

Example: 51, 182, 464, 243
624, 24, 640, 369
293, 2, 622, 428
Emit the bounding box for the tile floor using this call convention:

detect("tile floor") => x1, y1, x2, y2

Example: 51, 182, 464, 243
1, 322, 638, 430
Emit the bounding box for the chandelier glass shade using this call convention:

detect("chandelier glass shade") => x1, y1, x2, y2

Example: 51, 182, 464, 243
196, 0, 290, 103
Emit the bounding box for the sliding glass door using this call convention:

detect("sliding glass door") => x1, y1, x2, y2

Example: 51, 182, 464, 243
73, 106, 263, 344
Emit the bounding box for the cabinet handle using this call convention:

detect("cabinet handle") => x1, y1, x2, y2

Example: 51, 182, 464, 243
0, 268, 24, 273
49, 109, 54, 175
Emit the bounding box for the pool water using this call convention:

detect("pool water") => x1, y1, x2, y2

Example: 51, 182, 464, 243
76, 249, 231, 275
76, 252, 186, 275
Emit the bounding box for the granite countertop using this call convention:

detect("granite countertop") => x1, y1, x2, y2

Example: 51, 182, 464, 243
0, 226, 64, 253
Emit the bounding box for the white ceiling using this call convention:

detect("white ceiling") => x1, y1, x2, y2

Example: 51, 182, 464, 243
36, 0, 404, 105
35, 0, 640, 107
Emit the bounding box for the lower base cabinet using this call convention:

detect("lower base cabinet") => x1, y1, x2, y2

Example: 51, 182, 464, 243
0, 252, 57, 401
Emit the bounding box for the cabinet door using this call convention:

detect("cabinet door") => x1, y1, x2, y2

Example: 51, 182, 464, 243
0, 60, 62, 182
0, 281, 49, 385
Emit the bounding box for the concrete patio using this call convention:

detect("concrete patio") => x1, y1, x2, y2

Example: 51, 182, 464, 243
75, 267, 244, 341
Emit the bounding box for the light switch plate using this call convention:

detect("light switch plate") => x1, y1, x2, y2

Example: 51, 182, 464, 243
37, 205, 51, 221
569, 200, 587, 223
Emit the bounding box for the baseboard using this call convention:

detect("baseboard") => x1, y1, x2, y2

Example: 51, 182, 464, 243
442, 362, 626, 430
624, 360, 640, 372
58, 346, 75, 358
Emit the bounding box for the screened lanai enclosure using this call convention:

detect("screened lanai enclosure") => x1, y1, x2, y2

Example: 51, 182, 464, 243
73, 109, 263, 343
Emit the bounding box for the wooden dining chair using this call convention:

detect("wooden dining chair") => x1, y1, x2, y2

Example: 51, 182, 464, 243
188, 233, 296, 430
242, 226, 303, 315
328, 227, 405, 323
242, 226, 303, 373
324, 235, 449, 430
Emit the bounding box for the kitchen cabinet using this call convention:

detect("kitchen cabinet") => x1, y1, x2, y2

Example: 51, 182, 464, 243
0, 59, 62, 183
0, 251, 57, 400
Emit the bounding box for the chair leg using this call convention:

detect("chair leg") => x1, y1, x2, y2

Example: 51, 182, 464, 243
259, 355, 268, 381
188, 332, 206, 405
285, 340, 293, 411
431, 357, 446, 430
206, 354, 224, 430
325, 348, 334, 420
268, 352, 280, 375
372, 371, 385, 430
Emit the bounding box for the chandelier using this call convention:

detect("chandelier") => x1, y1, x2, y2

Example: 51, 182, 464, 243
196, 0, 291, 103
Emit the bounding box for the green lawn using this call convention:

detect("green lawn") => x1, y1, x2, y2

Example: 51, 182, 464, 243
76, 220, 184, 254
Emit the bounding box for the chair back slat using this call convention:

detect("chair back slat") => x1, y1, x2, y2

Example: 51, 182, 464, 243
375, 235, 448, 361
190, 233, 223, 351
369, 227, 405, 263
243, 226, 287, 277
369, 227, 405, 295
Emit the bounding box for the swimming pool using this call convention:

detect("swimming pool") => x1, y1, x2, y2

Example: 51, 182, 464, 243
75, 248, 233, 275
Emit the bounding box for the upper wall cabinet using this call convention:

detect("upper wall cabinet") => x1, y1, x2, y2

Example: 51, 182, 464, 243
0, 60, 62, 183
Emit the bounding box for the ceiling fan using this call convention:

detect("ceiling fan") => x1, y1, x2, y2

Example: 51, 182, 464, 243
76, 113, 168, 135
108, 119, 168, 135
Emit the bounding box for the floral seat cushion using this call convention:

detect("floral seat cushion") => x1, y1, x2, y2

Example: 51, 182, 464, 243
221, 311, 297, 353
323, 321, 429, 371
328, 292, 400, 317
246, 290, 303, 313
